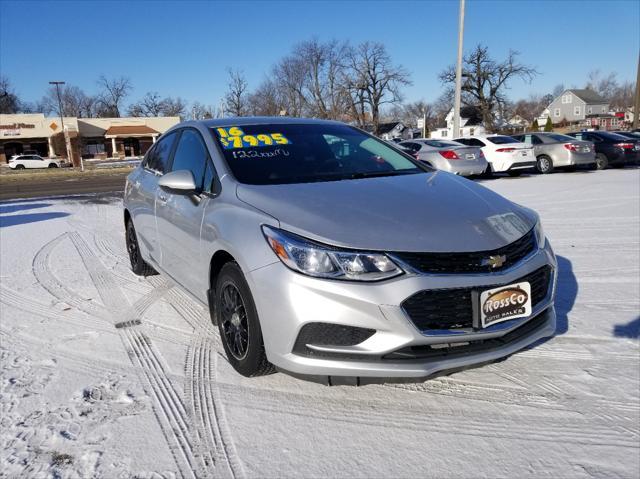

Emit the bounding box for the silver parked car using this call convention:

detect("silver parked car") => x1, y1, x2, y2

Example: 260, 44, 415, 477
511, 132, 596, 174
123, 118, 557, 384
399, 139, 488, 176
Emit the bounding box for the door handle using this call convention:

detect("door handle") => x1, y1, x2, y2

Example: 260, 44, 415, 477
158, 193, 168, 204
134, 180, 141, 188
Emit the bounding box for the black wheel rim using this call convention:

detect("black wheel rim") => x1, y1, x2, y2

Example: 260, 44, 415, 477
126, 224, 140, 268
220, 283, 249, 360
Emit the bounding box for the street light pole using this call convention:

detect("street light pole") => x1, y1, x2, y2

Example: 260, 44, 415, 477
452, 0, 465, 138
633, 50, 639, 130
49, 81, 75, 167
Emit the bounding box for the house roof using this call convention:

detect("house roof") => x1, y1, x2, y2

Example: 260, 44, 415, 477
104, 125, 159, 136
377, 122, 404, 134
567, 89, 607, 104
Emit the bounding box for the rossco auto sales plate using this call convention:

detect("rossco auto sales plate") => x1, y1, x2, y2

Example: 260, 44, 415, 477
479, 282, 531, 328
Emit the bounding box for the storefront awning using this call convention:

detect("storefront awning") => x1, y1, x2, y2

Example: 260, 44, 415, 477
104, 125, 159, 138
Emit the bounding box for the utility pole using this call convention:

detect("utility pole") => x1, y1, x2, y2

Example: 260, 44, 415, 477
452, 0, 465, 138
49, 81, 75, 167
633, 50, 639, 130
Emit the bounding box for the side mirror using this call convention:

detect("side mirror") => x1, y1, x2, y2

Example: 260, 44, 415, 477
158, 170, 197, 193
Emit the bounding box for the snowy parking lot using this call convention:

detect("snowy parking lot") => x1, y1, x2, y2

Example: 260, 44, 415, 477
0, 168, 638, 478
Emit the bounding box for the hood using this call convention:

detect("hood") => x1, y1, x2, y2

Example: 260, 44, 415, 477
236, 172, 536, 252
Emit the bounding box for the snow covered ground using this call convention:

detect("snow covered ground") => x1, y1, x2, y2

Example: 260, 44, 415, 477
0, 168, 638, 478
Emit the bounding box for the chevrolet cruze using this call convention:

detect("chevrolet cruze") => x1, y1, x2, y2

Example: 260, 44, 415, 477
123, 118, 557, 384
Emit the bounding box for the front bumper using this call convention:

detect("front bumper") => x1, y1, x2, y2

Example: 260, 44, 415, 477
247, 240, 557, 380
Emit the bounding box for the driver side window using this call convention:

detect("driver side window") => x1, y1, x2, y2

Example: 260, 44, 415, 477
170, 129, 212, 192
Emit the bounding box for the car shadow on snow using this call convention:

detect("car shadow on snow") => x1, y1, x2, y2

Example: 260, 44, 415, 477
0, 212, 70, 228
613, 317, 640, 339
553, 255, 577, 336
0, 202, 52, 214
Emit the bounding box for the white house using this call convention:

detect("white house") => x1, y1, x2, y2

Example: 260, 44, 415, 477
431, 106, 486, 139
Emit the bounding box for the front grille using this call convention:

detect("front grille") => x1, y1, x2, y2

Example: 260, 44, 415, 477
402, 265, 552, 331
392, 228, 536, 274
293, 323, 376, 358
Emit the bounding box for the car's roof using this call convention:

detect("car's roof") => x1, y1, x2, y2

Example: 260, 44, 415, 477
190, 116, 346, 128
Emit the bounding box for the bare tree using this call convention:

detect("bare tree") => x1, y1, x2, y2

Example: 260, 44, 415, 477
248, 79, 284, 116
96, 75, 132, 117
39, 85, 97, 117
0, 76, 21, 114
272, 57, 307, 117
586, 70, 619, 99
190, 101, 216, 120
439, 44, 538, 132
128, 92, 187, 118
161, 97, 187, 118
345, 42, 411, 134
224, 69, 249, 117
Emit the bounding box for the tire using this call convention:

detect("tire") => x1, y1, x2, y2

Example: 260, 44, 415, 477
48, 163, 58, 168
125, 219, 157, 276
481, 165, 494, 178
507, 170, 522, 177
594, 153, 608, 170
15, 164, 25, 170
535, 155, 554, 174
214, 262, 274, 377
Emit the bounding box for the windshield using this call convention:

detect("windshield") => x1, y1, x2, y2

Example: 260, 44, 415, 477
486, 136, 520, 145
211, 123, 424, 185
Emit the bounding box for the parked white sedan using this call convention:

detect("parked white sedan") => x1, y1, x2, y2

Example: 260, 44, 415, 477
453, 135, 536, 176
8, 155, 61, 170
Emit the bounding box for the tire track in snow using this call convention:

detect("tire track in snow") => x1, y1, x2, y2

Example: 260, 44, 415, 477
65, 231, 204, 478
218, 384, 638, 449
173, 288, 245, 479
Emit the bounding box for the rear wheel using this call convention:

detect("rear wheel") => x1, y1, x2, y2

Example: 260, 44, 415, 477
214, 262, 274, 377
15, 164, 25, 170
48, 163, 58, 168
535, 155, 554, 174
125, 219, 157, 276
481, 165, 494, 178
594, 153, 608, 170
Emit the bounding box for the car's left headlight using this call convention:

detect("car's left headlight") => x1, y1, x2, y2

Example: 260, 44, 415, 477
262, 225, 404, 281
534, 219, 546, 249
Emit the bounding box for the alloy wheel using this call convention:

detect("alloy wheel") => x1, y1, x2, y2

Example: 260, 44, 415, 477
220, 283, 249, 360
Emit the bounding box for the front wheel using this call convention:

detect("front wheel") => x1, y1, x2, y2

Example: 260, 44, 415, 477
214, 262, 274, 377
48, 163, 59, 168
536, 155, 554, 174
15, 164, 25, 170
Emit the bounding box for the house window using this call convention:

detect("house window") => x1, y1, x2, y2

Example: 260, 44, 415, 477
562, 94, 572, 104
574, 106, 581, 116
601, 106, 606, 113
442, 130, 448, 137
554, 108, 561, 117
588, 107, 592, 114
469, 128, 475, 136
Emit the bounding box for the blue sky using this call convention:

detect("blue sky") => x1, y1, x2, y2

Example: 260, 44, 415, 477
1, 0, 638, 109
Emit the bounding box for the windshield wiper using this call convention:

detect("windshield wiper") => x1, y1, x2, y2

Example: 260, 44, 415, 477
347, 169, 420, 180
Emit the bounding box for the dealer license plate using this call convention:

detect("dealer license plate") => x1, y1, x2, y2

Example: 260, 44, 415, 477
479, 282, 532, 328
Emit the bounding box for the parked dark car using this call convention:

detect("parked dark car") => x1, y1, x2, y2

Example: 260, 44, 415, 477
566, 131, 639, 169
612, 131, 640, 140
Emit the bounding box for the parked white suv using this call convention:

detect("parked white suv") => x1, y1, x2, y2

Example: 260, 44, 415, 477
8, 155, 61, 170
454, 135, 536, 176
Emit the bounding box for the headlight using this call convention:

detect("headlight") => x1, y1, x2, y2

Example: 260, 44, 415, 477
534, 219, 546, 249
262, 225, 404, 281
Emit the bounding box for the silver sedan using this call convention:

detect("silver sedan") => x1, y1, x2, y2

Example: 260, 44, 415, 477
123, 118, 556, 384
511, 132, 596, 174
399, 139, 488, 176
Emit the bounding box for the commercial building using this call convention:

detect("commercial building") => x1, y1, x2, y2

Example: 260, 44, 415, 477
0, 113, 180, 163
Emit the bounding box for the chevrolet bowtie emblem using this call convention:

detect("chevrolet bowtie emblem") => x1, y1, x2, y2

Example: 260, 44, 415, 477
483, 254, 507, 269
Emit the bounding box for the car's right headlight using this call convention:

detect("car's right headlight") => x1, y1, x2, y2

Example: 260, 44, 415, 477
262, 225, 404, 281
